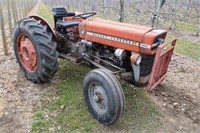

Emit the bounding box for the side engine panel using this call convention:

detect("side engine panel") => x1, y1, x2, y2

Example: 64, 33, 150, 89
79, 18, 167, 55
57, 17, 169, 86
77, 18, 168, 85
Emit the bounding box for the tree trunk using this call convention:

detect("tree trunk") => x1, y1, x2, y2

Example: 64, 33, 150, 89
103, 0, 107, 14
196, 25, 200, 36
196, 15, 200, 36
119, 0, 125, 22
89, 0, 95, 11
151, 0, 166, 28
169, 0, 178, 30
152, 0, 161, 28
183, 0, 191, 19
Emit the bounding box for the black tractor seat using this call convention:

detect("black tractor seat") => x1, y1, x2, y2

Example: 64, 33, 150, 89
56, 21, 79, 29
52, 7, 79, 30
52, 7, 75, 17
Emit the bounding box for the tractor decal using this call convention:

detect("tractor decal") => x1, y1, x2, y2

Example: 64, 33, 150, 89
86, 31, 139, 46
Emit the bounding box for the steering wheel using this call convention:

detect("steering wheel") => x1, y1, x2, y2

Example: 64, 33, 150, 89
73, 12, 96, 19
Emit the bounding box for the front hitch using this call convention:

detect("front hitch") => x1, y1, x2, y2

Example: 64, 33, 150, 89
146, 39, 177, 92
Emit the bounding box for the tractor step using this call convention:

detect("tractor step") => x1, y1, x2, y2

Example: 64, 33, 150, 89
59, 53, 82, 63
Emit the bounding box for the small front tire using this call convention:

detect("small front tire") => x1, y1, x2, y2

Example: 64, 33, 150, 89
83, 69, 125, 125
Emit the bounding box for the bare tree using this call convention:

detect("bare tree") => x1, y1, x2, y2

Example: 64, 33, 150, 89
41, 0, 200, 36
119, 0, 125, 22
103, 0, 107, 14
183, 0, 191, 19
89, 0, 95, 11
193, 0, 200, 36
168, 0, 178, 30
196, 12, 200, 36
151, 0, 166, 28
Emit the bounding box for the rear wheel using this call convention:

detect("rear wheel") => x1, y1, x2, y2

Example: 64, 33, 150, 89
13, 18, 58, 83
83, 69, 125, 125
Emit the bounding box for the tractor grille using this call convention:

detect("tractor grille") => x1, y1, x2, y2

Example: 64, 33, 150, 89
140, 54, 155, 77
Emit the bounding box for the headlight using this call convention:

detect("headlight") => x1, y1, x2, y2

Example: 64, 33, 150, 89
152, 37, 164, 49
136, 55, 142, 65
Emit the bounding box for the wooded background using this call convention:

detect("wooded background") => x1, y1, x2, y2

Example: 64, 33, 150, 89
0, 0, 37, 55
0, 0, 200, 55
42, 0, 200, 35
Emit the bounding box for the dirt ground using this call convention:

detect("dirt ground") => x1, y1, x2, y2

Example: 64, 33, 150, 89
0, 42, 199, 133
150, 53, 200, 133
0, 51, 50, 133
0, 5, 53, 133
0, 6, 200, 133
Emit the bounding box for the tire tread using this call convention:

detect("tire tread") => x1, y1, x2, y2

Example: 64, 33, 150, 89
13, 18, 58, 83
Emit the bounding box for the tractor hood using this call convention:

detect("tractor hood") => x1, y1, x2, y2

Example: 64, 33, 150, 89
79, 18, 167, 55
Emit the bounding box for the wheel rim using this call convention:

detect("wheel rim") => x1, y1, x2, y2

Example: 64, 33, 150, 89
88, 82, 109, 114
17, 34, 37, 72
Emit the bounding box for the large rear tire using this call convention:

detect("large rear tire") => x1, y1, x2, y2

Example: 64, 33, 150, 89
13, 18, 58, 83
83, 69, 125, 125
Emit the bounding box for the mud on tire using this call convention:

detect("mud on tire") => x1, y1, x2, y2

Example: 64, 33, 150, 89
13, 18, 58, 83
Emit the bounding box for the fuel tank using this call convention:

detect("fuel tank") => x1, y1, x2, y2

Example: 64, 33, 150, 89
79, 18, 167, 55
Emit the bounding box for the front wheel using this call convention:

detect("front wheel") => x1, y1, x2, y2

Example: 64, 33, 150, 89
83, 69, 125, 125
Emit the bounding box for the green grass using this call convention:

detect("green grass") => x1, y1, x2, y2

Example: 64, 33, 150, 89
33, 2, 200, 132
175, 22, 198, 33
37, 2, 54, 25
176, 38, 200, 60
32, 60, 161, 132
158, 20, 198, 34
32, 2, 200, 132
166, 34, 200, 60
34, 61, 98, 132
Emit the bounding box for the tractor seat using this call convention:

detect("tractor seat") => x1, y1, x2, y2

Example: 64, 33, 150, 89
56, 21, 79, 29
52, 7, 75, 17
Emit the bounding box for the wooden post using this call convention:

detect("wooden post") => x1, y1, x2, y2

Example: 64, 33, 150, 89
19, 0, 23, 19
11, 0, 17, 23
7, 0, 13, 36
0, 2, 9, 55
21, 0, 25, 18
26, 0, 29, 15
28, 0, 31, 13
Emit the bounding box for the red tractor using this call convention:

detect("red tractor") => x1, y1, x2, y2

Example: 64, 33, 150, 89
13, 7, 176, 125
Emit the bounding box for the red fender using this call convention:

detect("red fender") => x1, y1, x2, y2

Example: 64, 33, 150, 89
29, 15, 59, 41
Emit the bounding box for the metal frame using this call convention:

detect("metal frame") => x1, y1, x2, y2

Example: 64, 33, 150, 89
146, 39, 177, 92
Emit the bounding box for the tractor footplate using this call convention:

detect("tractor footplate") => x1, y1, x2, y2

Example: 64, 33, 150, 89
59, 53, 82, 63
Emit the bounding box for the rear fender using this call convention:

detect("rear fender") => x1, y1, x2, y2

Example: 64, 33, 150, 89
29, 15, 59, 41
